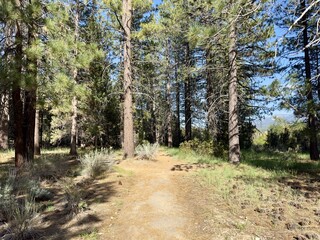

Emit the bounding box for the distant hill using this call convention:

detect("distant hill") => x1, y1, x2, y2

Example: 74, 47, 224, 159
254, 112, 295, 131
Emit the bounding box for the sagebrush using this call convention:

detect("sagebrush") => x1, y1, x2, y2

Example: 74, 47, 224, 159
135, 143, 159, 160
80, 148, 114, 178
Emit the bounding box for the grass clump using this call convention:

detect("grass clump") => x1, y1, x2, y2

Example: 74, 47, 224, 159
3, 197, 41, 240
60, 177, 88, 216
135, 142, 159, 160
0, 173, 42, 240
80, 149, 114, 178
80, 229, 99, 240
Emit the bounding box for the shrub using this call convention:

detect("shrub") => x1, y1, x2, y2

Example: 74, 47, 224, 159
80, 149, 114, 178
135, 142, 159, 160
3, 197, 41, 240
60, 177, 88, 216
180, 139, 214, 156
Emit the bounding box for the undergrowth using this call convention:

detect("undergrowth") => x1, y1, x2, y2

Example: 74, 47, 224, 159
135, 142, 159, 160
80, 149, 114, 178
166, 147, 318, 205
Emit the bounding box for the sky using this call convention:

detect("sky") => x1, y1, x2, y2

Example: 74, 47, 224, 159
153, 0, 162, 6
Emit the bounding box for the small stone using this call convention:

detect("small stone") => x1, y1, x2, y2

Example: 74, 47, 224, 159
254, 207, 265, 213
285, 222, 299, 230
314, 209, 320, 216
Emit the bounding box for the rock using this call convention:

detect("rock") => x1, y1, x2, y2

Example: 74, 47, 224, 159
304, 233, 320, 239
298, 219, 311, 226
254, 207, 265, 213
285, 222, 299, 230
290, 202, 302, 209
314, 209, 320, 216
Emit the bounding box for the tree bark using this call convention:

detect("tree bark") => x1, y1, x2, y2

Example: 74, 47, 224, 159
12, 8, 25, 168
184, 42, 192, 141
24, 19, 37, 162
228, 21, 240, 164
34, 108, 41, 155
122, 0, 135, 158
23, 89, 36, 161
0, 93, 9, 150
174, 58, 181, 147
302, 0, 319, 160
166, 40, 173, 147
0, 24, 11, 150
167, 80, 173, 147
206, 50, 215, 138
70, 0, 79, 156
70, 96, 78, 155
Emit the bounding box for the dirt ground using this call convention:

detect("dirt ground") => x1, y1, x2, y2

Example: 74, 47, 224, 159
1, 150, 320, 239
59, 151, 319, 240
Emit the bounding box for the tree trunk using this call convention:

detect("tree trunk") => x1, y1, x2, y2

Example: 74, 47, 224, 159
12, 12, 25, 168
70, 1, 79, 156
34, 108, 41, 155
174, 59, 181, 147
302, 0, 319, 160
167, 80, 173, 147
0, 24, 11, 150
70, 96, 78, 155
23, 89, 36, 161
228, 21, 240, 164
184, 43, 192, 141
24, 20, 37, 162
0, 93, 9, 150
122, 0, 135, 158
206, 50, 215, 138
166, 41, 173, 147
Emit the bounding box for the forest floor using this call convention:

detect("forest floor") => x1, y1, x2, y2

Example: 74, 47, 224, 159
0, 149, 320, 239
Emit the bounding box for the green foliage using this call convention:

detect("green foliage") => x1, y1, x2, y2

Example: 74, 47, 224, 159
80, 229, 99, 240
265, 119, 308, 152
135, 142, 159, 160
180, 139, 214, 156
80, 149, 114, 178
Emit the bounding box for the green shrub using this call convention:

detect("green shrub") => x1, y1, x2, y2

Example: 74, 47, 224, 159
135, 142, 159, 160
180, 139, 214, 156
80, 149, 114, 178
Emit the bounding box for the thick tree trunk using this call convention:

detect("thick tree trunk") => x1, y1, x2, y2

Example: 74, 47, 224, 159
34, 109, 41, 155
302, 0, 319, 160
0, 93, 9, 150
12, 87, 24, 168
122, 0, 134, 158
228, 22, 240, 164
23, 89, 36, 161
12, 15, 25, 168
184, 43, 192, 141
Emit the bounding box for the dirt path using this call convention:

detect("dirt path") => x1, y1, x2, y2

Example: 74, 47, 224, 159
99, 151, 200, 240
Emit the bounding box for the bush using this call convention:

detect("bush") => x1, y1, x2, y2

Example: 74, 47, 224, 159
135, 142, 159, 160
3, 197, 41, 240
60, 177, 87, 216
0, 176, 41, 240
80, 149, 114, 178
180, 139, 214, 156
